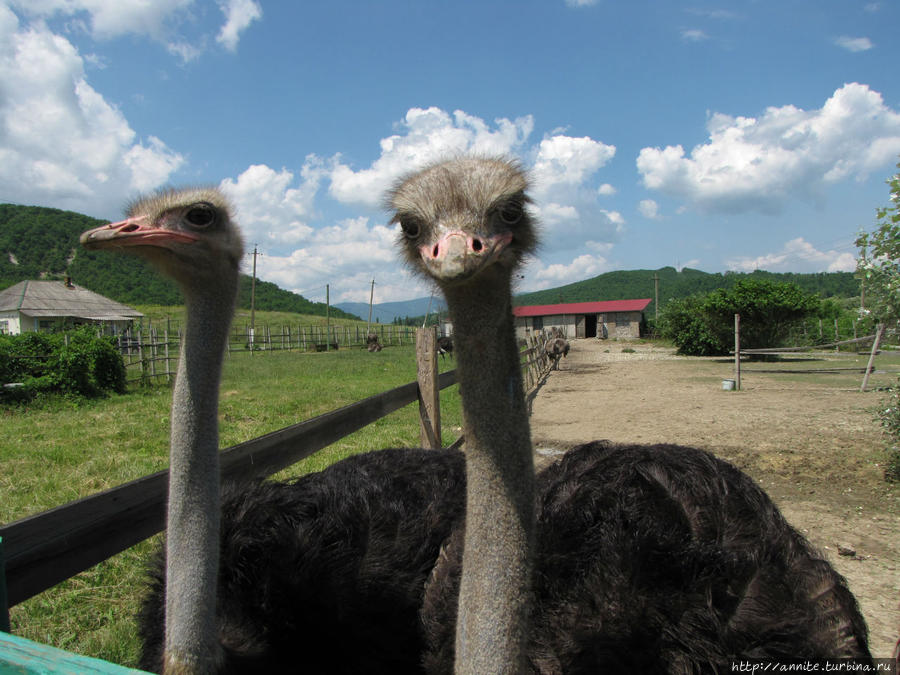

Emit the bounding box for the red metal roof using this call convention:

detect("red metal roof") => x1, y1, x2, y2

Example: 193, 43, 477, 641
513, 299, 651, 317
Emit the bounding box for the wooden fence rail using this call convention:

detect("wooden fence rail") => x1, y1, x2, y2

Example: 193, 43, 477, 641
0, 369, 458, 608
0, 329, 554, 612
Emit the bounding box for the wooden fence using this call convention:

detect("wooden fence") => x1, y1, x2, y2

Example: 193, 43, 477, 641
0, 329, 554, 627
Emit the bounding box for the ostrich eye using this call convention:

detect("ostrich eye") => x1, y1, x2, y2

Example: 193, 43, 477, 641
498, 202, 523, 225
400, 218, 421, 239
185, 202, 217, 229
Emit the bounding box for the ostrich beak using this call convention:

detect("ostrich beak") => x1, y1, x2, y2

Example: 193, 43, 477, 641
420, 230, 514, 282
80, 218, 199, 251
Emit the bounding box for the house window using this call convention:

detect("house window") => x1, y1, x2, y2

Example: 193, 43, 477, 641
533, 316, 543, 330
615, 313, 630, 327
0, 320, 7, 335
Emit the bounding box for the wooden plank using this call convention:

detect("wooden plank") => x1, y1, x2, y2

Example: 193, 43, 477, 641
416, 328, 440, 449
0, 630, 146, 674
0, 373, 459, 607
1, 537, 9, 633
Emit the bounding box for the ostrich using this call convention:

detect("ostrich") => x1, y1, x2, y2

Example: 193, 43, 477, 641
82, 189, 242, 672
366, 331, 383, 351
388, 157, 871, 673
544, 336, 569, 370
437, 336, 453, 360
82, 189, 467, 674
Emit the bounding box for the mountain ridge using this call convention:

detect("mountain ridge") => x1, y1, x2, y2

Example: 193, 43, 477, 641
2, 203, 860, 322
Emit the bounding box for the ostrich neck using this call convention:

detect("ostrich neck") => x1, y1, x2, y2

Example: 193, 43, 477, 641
444, 276, 535, 675
164, 276, 236, 674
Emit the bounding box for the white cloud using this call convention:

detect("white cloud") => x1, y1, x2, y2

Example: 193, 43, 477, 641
225, 107, 623, 302
9, 0, 195, 41
219, 161, 323, 248
685, 9, 740, 20
835, 36, 873, 52
637, 199, 660, 219
530, 135, 616, 196
216, 0, 261, 51
328, 107, 534, 208
597, 183, 616, 196
250, 217, 412, 304
8, 0, 255, 61
599, 210, 625, 230
0, 9, 183, 216
636, 83, 900, 213
564, 0, 598, 7
527, 134, 621, 248
681, 29, 709, 42
725, 238, 857, 273
523, 253, 612, 290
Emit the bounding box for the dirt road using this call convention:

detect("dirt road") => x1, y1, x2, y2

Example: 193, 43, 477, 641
528, 339, 899, 657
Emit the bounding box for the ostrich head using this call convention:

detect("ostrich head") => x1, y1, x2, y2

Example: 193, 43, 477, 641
80, 187, 244, 289
387, 157, 538, 288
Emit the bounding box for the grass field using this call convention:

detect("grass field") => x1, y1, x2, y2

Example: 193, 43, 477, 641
2, 342, 462, 667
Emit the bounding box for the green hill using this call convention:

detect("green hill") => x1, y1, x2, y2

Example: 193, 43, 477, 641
0, 203, 360, 320
1, 203, 861, 322
515, 266, 860, 318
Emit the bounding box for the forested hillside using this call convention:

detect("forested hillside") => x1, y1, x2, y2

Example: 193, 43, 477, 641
2, 203, 861, 321
515, 266, 860, 317
0, 203, 359, 319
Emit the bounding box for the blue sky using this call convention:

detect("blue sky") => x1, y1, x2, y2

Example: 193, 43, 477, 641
1, 1, 899, 305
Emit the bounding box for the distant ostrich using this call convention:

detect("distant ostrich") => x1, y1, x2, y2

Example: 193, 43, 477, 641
82, 189, 468, 674
388, 157, 871, 673
366, 331, 383, 352
544, 336, 569, 370
437, 336, 453, 360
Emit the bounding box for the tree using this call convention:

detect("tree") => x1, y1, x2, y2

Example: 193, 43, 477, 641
703, 278, 820, 351
856, 161, 900, 481
659, 279, 820, 356
856, 161, 900, 329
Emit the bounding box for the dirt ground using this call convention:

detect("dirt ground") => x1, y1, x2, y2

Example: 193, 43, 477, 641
527, 339, 899, 658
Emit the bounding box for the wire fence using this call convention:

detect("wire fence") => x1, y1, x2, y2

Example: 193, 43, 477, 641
118, 323, 425, 383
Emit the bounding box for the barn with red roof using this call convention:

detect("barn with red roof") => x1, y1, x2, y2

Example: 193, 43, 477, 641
512, 298, 651, 340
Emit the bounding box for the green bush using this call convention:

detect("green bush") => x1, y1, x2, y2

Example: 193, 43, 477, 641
0, 326, 126, 402
658, 279, 821, 356
876, 379, 900, 482
657, 295, 728, 356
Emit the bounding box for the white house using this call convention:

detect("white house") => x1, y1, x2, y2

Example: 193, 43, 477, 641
0, 279, 143, 335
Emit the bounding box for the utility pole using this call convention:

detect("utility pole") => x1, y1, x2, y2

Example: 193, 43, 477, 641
367, 279, 375, 334
250, 244, 259, 354
652, 272, 660, 322
325, 283, 330, 351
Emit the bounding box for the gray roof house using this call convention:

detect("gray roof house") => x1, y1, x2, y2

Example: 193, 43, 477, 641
0, 279, 143, 335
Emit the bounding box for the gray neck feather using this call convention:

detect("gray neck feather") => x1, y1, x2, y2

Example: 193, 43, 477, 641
445, 275, 535, 675
164, 277, 236, 674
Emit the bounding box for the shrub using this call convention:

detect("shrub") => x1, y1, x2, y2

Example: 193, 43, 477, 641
876, 379, 900, 482
658, 296, 728, 356
0, 326, 126, 402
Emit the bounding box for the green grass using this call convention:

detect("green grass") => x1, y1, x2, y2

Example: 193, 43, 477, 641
2, 343, 461, 667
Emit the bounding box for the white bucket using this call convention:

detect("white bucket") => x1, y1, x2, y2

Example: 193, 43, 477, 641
722, 379, 736, 391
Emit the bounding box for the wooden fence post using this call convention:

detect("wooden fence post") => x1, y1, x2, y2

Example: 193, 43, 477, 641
164, 328, 171, 382
137, 330, 146, 382
734, 313, 741, 391
416, 327, 441, 449
1, 536, 10, 633
860, 323, 885, 392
